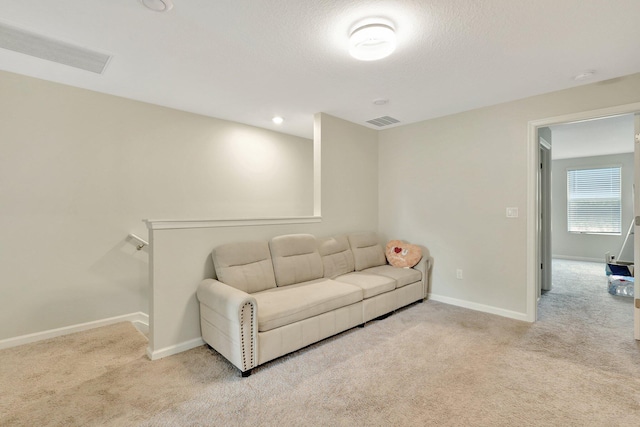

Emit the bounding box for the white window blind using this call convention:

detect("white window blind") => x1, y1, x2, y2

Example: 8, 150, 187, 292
567, 166, 621, 234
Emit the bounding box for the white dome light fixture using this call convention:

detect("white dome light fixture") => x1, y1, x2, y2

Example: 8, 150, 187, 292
141, 0, 173, 12
349, 23, 396, 61
272, 116, 284, 125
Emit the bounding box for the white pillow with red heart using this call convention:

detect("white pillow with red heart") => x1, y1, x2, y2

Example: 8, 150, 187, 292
385, 240, 422, 268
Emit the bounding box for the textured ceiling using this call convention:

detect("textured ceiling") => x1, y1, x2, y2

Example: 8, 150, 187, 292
1, 0, 640, 138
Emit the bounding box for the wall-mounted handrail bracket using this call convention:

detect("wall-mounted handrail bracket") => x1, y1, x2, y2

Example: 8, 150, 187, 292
128, 233, 149, 250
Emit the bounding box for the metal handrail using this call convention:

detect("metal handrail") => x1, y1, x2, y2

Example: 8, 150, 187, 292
128, 233, 149, 250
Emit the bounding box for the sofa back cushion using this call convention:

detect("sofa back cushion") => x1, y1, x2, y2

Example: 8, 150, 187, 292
269, 234, 323, 286
348, 232, 387, 271
212, 241, 277, 294
318, 235, 355, 279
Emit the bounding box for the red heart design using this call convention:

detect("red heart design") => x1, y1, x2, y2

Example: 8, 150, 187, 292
386, 240, 423, 268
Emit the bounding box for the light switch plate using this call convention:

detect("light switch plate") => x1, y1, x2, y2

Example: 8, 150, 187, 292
506, 207, 518, 218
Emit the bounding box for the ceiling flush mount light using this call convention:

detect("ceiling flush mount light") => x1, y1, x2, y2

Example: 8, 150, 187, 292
349, 23, 396, 61
141, 0, 173, 12
272, 116, 284, 125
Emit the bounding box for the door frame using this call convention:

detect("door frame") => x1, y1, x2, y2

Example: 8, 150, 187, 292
527, 101, 640, 326
538, 135, 552, 295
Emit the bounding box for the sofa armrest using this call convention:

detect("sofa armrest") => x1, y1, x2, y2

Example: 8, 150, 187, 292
197, 278, 258, 374
197, 278, 257, 321
413, 245, 434, 298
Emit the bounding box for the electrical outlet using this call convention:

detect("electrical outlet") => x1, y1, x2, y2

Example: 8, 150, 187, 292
456, 269, 463, 279
506, 207, 519, 218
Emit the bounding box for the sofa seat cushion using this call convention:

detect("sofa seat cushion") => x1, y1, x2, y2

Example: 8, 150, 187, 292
363, 265, 422, 288
334, 272, 396, 299
252, 279, 363, 332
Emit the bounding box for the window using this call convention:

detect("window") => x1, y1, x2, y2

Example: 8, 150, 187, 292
567, 166, 621, 234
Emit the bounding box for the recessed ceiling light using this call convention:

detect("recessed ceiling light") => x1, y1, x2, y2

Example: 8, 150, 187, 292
349, 23, 396, 61
272, 116, 284, 125
573, 70, 596, 81
141, 0, 173, 12
373, 98, 389, 105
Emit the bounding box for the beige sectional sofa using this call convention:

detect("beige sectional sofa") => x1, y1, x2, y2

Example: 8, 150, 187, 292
196, 231, 433, 376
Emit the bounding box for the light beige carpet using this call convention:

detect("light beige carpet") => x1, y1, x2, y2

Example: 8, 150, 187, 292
2, 259, 639, 426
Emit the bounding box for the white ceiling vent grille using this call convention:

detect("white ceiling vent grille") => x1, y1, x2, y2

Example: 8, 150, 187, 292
0, 22, 111, 74
366, 116, 400, 127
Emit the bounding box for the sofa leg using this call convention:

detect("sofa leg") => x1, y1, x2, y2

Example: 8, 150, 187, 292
241, 369, 252, 378
374, 312, 393, 321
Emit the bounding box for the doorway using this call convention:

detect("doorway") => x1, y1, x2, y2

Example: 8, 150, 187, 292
527, 103, 640, 340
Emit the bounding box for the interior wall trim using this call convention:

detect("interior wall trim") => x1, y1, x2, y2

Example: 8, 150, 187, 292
0, 312, 149, 350
427, 294, 529, 322
552, 255, 608, 263
145, 216, 322, 231
146, 337, 205, 361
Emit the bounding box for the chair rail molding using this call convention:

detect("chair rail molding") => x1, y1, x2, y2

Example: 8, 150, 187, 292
145, 216, 322, 231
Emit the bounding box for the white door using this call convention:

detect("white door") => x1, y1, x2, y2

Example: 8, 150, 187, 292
634, 113, 640, 340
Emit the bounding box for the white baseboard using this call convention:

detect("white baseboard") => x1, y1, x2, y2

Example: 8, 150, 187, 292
427, 294, 530, 322
0, 312, 149, 351
552, 255, 605, 263
146, 337, 205, 361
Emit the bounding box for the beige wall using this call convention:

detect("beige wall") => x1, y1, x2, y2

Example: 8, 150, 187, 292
0, 70, 313, 341
552, 153, 634, 262
148, 113, 379, 357
378, 73, 640, 317
6, 63, 640, 351
316, 114, 380, 233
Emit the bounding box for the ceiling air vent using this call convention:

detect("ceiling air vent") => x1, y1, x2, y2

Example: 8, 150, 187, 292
366, 116, 400, 127
0, 21, 111, 74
